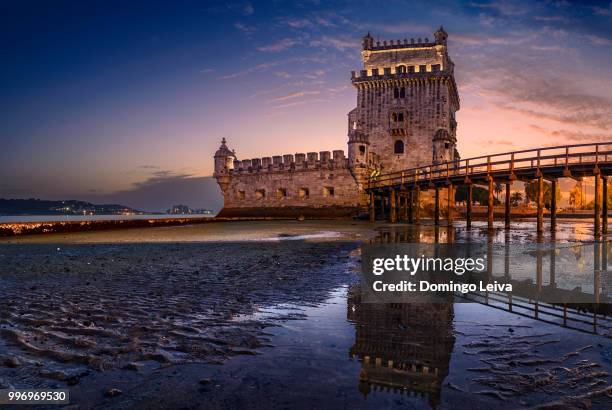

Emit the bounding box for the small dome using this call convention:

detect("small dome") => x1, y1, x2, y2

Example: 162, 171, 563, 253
215, 138, 235, 157
433, 129, 451, 141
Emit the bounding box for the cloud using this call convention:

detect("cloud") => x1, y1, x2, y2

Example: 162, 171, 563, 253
529, 125, 612, 142
269, 98, 328, 110
268, 90, 320, 103
591, 5, 611, 16
243, 2, 254, 15
468, 0, 533, 16
282, 18, 312, 28
274, 71, 291, 79
132, 170, 195, 188
234, 22, 257, 35
257, 38, 299, 53
585, 34, 612, 46
359, 22, 431, 35
452, 33, 519, 45
199, 68, 215, 73
85, 175, 223, 213
310, 35, 358, 51
218, 61, 282, 80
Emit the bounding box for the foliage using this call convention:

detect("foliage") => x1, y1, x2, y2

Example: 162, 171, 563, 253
455, 185, 500, 205
524, 180, 561, 209
510, 191, 523, 207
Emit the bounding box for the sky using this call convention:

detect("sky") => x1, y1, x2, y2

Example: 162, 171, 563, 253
1, 0, 612, 211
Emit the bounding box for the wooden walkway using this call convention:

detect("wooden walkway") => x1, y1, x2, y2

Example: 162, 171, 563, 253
366, 142, 612, 235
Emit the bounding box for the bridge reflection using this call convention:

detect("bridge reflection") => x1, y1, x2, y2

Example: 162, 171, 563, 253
369, 225, 612, 337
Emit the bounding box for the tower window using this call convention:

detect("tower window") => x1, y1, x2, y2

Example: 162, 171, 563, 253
359, 145, 366, 154
255, 189, 265, 199
394, 140, 404, 154
276, 188, 287, 198
397, 113, 404, 122
400, 87, 405, 98
323, 187, 335, 197
393, 87, 399, 99
396, 65, 406, 74
445, 143, 450, 149
237, 190, 245, 200
299, 188, 310, 198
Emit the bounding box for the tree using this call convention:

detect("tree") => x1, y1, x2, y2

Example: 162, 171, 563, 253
569, 182, 582, 210
524, 180, 561, 209
455, 185, 500, 205
510, 191, 523, 207
494, 182, 503, 201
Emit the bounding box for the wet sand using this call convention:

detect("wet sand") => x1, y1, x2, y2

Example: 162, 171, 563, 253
0, 220, 610, 409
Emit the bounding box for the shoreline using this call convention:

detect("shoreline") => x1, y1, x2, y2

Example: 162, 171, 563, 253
1, 213, 605, 238
0, 216, 301, 237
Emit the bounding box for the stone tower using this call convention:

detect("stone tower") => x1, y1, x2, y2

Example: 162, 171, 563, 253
350, 26, 460, 172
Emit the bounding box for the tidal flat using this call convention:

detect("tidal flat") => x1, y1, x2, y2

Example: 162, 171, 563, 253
0, 220, 610, 409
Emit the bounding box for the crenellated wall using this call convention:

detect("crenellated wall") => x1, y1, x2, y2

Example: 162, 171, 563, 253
216, 149, 369, 218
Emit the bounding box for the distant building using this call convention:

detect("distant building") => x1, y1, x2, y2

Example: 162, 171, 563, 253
167, 204, 213, 215
214, 27, 460, 218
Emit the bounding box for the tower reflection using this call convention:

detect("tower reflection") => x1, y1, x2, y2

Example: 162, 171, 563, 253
347, 285, 455, 408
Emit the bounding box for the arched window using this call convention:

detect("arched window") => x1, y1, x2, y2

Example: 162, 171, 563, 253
400, 87, 405, 98
396, 65, 406, 73
394, 140, 404, 154
393, 87, 399, 99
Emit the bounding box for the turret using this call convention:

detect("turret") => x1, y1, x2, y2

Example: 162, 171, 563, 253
348, 117, 370, 166
432, 129, 455, 164
213, 138, 236, 192
434, 26, 448, 45
362, 32, 374, 50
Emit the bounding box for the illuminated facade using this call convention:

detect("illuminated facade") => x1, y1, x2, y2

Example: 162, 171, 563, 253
214, 28, 460, 218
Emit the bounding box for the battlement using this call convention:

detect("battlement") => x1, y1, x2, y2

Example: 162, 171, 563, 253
362, 27, 448, 51
366, 37, 437, 51
351, 64, 449, 83
230, 150, 348, 175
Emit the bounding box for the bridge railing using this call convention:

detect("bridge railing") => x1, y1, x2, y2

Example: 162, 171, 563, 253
368, 142, 612, 189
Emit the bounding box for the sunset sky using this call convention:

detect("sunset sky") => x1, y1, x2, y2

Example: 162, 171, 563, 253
1, 0, 612, 211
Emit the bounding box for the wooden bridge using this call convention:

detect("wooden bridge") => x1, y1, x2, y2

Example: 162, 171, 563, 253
366, 142, 612, 235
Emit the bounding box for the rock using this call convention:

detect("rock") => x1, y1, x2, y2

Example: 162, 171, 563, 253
105, 388, 122, 397
0, 378, 15, 389
199, 378, 213, 385
123, 362, 141, 371
4, 356, 20, 368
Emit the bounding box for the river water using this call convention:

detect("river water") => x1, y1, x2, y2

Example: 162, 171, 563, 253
0, 220, 610, 409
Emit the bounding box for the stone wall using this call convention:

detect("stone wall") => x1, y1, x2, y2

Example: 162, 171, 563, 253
217, 150, 369, 218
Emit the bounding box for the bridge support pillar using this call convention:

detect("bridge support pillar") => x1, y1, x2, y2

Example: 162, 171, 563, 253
595, 175, 601, 236
550, 179, 557, 231
447, 184, 454, 227
466, 184, 473, 229
390, 189, 397, 223
414, 186, 420, 224
603, 176, 608, 235
369, 192, 376, 223
434, 187, 440, 226
408, 190, 414, 223
536, 176, 544, 233
505, 182, 511, 230
488, 178, 494, 230
380, 195, 386, 220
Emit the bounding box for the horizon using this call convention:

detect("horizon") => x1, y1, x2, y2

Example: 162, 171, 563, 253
2, 0, 612, 211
